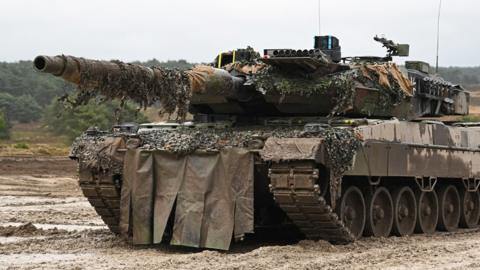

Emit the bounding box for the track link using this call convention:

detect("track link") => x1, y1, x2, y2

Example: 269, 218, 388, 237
269, 162, 355, 244
78, 167, 121, 233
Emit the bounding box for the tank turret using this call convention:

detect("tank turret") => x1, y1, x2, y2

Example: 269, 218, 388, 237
34, 35, 469, 121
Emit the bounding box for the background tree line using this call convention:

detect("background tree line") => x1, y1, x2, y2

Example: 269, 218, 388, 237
437, 67, 480, 85
0, 59, 478, 141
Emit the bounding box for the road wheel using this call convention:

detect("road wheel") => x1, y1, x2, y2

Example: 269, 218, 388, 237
459, 189, 480, 228
364, 187, 393, 237
337, 186, 366, 239
414, 190, 438, 234
392, 187, 417, 236
437, 185, 460, 232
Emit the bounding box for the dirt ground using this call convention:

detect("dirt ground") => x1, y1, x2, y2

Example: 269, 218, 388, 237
2, 158, 480, 270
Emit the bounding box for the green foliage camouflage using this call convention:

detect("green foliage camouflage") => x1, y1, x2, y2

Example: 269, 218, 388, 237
253, 65, 411, 117
254, 66, 350, 96
254, 66, 356, 115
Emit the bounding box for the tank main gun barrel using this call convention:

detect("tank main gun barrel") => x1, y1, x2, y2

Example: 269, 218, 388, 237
33, 55, 244, 118
34, 55, 243, 93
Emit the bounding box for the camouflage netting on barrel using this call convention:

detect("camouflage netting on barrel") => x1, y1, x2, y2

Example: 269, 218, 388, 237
74, 58, 192, 119
52, 55, 246, 120
51, 55, 238, 120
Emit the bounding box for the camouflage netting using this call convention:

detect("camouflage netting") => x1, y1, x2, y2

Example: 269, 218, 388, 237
321, 128, 362, 177
70, 133, 124, 174
253, 62, 414, 117
319, 128, 362, 206
359, 63, 413, 96
139, 127, 305, 154
71, 58, 192, 119
355, 63, 413, 114
254, 66, 357, 116
140, 126, 362, 180
69, 127, 303, 172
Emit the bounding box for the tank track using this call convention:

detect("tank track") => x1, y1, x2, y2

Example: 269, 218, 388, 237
269, 162, 355, 244
78, 167, 121, 233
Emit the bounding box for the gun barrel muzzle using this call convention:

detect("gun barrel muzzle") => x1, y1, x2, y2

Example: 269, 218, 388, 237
34, 55, 65, 75
33, 55, 126, 85
33, 55, 86, 84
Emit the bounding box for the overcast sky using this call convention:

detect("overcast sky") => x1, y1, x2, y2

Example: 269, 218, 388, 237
0, 0, 478, 66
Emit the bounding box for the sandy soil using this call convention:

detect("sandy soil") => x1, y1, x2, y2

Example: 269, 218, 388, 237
2, 158, 480, 269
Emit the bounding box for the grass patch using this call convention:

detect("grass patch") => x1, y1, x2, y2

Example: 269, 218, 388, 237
13, 142, 29, 149
0, 122, 70, 157
459, 115, 480, 122
0, 143, 69, 156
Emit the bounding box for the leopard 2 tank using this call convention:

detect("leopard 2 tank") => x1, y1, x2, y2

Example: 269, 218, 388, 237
33, 35, 476, 250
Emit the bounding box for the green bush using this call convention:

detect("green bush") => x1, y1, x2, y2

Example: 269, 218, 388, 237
43, 99, 148, 142
13, 142, 29, 149
0, 110, 9, 139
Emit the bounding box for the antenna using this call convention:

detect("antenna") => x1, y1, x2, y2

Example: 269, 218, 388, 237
318, 0, 321, 35
435, 0, 442, 73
